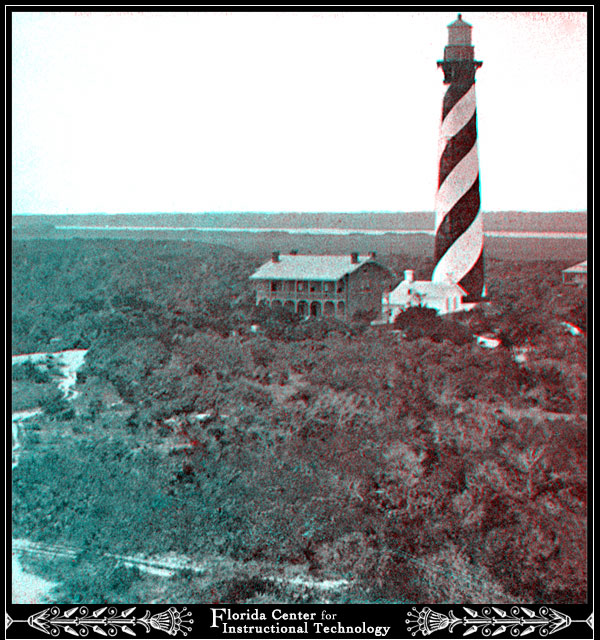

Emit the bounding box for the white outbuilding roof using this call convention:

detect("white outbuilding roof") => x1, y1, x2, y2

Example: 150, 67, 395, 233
388, 280, 466, 303
562, 260, 587, 274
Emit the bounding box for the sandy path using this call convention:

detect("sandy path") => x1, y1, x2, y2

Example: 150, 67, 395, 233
12, 553, 57, 604
12, 350, 87, 603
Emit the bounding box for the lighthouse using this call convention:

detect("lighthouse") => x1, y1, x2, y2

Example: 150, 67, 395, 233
431, 14, 485, 300
383, 14, 486, 322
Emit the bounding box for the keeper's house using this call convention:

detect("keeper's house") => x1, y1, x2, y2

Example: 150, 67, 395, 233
562, 260, 587, 286
250, 251, 391, 320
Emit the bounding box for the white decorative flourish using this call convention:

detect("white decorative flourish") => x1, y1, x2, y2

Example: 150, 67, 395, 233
406, 606, 576, 637
17, 606, 193, 637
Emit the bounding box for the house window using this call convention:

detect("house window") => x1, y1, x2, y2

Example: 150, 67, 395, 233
309, 281, 322, 293
297, 281, 307, 292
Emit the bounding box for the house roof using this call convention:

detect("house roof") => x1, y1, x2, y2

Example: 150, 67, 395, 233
388, 280, 466, 302
562, 260, 587, 274
249, 254, 381, 281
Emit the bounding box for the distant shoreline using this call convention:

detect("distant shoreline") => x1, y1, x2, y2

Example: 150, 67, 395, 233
12, 210, 589, 216
48, 225, 586, 239
12, 210, 588, 236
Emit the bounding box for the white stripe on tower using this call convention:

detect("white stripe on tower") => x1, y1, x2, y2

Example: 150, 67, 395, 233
432, 14, 484, 301
434, 142, 479, 232
433, 212, 483, 285
438, 85, 476, 149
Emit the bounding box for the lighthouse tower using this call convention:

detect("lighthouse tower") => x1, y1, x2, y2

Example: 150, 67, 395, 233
431, 14, 485, 301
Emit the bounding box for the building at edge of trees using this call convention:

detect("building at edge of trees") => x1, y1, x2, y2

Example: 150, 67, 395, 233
562, 260, 587, 287
249, 251, 392, 321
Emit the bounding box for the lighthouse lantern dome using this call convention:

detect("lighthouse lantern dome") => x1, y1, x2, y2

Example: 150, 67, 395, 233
448, 14, 472, 46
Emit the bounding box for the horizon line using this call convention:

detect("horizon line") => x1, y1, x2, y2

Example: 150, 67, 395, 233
12, 210, 589, 216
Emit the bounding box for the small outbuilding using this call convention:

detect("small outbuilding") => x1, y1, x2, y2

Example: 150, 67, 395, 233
382, 270, 468, 322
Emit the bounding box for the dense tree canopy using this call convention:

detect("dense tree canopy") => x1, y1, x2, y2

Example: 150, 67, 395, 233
12, 239, 587, 604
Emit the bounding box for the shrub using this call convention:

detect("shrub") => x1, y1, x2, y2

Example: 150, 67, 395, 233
394, 307, 473, 345
40, 389, 74, 420
12, 361, 51, 383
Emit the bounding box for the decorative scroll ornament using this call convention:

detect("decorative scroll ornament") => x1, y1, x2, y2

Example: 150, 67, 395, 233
11, 606, 192, 637
406, 606, 578, 637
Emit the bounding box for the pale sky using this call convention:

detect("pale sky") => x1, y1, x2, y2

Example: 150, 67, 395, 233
12, 10, 587, 214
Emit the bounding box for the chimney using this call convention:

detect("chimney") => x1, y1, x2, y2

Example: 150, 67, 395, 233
350, 252, 359, 264
404, 269, 414, 283
271, 251, 280, 263
290, 249, 298, 255
368, 251, 377, 259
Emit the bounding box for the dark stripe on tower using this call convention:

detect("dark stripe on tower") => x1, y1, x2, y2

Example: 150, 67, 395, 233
458, 249, 485, 301
438, 114, 478, 187
434, 178, 481, 264
441, 78, 473, 119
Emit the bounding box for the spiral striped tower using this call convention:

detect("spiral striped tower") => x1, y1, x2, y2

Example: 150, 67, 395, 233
432, 14, 484, 301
